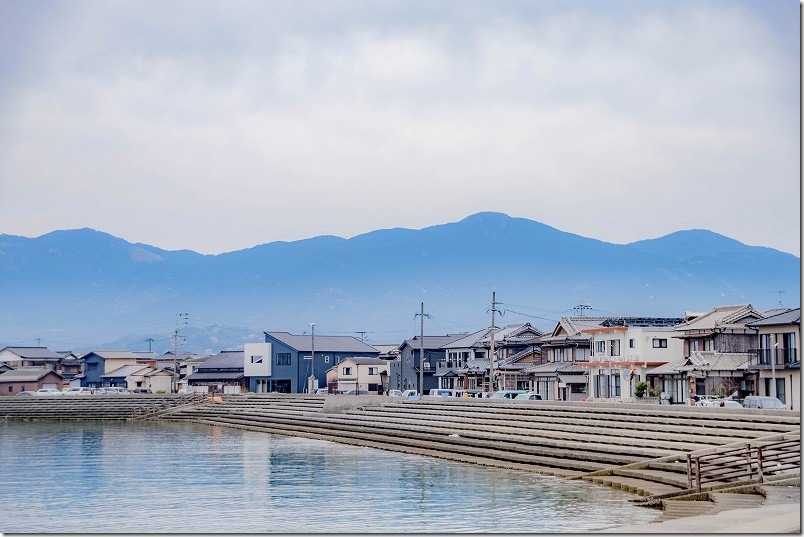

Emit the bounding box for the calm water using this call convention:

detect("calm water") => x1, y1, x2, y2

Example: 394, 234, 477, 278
0, 420, 658, 533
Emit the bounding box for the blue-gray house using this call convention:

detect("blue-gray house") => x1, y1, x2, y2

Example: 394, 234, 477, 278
247, 332, 379, 393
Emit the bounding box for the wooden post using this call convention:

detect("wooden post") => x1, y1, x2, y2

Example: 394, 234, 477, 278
756, 446, 764, 483
695, 457, 702, 492
686, 454, 693, 489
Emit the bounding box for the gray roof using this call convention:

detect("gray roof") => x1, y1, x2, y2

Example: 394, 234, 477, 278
747, 308, 800, 327
0, 368, 63, 381
197, 350, 244, 370
400, 334, 468, 351
266, 332, 379, 354
101, 365, 151, 378
0, 347, 63, 360
673, 304, 764, 332
342, 357, 387, 366
186, 371, 244, 381
82, 350, 142, 360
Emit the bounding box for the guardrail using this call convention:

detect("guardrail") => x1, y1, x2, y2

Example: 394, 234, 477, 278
687, 437, 801, 492
130, 393, 207, 420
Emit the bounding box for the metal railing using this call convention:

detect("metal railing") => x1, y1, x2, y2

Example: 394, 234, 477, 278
687, 437, 801, 492
749, 348, 798, 368
130, 393, 207, 420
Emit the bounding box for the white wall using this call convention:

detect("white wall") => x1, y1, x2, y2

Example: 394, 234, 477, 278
244, 343, 272, 377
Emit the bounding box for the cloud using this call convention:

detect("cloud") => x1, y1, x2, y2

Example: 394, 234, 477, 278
0, 1, 798, 255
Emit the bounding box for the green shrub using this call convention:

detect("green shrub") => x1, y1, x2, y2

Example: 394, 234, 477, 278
648, 386, 661, 397
155, 389, 166, 394
634, 381, 649, 398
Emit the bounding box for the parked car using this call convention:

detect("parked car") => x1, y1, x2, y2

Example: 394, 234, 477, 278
17, 391, 36, 396
401, 390, 418, 397
427, 389, 456, 398
104, 387, 129, 394
698, 399, 742, 409
64, 387, 90, 395
490, 390, 527, 399
313, 388, 329, 395
742, 396, 786, 410
35, 388, 64, 396
388, 390, 404, 397
131, 388, 153, 394
514, 392, 543, 401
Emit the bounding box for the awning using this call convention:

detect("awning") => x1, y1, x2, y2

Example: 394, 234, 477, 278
557, 374, 588, 384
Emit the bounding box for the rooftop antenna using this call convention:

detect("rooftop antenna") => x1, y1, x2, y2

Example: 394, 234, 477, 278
770, 291, 785, 308
573, 304, 592, 317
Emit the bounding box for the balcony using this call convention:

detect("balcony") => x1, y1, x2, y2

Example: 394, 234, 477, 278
749, 348, 798, 368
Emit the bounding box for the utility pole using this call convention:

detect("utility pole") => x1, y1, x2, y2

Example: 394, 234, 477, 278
172, 313, 189, 393
414, 303, 429, 395
489, 292, 497, 393
145, 338, 154, 352
309, 323, 316, 394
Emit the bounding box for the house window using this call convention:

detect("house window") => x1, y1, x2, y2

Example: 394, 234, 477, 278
250, 355, 263, 364
609, 340, 620, 356
276, 353, 291, 365
595, 341, 606, 353
629, 339, 635, 349
703, 338, 714, 351
87, 363, 98, 371
652, 339, 668, 348
8, 386, 12, 392
368, 367, 378, 375
474, 351, 485, 359
342, 367, 352, 376
574, 347, 590, 362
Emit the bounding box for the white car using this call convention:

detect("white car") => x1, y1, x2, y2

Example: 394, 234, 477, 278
514, 392, 543, 401
35, 388, 64, 396
104, 387, 129, 394
63, 387, 95, 395
401, 390, 418, 397
388, 390, 404, 397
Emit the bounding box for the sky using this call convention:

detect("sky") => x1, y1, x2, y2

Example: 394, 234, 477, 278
0, 0, 800, 256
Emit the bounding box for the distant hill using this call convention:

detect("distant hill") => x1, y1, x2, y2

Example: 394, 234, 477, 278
0, 212, 799, 352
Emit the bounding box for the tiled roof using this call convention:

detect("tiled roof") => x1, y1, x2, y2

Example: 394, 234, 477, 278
674, 304, 764, 332
0, 368, 63, 381
747, 308, 800, 327
197, 351, 244, 370
341, 357, 387, 366
83, 350, 142, 360
267, 332, 380, 354
402, 334, 469, 351
186, 371, 244, 381
0, 347, 63, 360
102, 365, 151, 378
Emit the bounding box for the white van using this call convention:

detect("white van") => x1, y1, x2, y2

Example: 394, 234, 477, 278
427, 389, 455, 398
743, 396, 786, 409
490, 390, 527, 399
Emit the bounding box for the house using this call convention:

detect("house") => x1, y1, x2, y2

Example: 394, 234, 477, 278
247, 332, 380, 394
326, 357, 389, 394
80, 351, 141, 389
0, 347, 62, 371
185, 350, 246, 393
524, 362, 589, 401
143, 368, 175, 393
100, 364, 152, 389
438, 323, 544, 392
579, 317, 684, 401
649, 304, 766, 404
0, 367, 64, 396
391, 334, 467, 394
57, 351, 83, 382
746, 307, 801, 410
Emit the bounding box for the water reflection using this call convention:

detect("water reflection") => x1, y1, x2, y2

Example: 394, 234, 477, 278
0, 421, 657, 533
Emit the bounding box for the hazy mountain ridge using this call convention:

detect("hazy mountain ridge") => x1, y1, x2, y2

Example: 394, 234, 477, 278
0, 212, 799, 352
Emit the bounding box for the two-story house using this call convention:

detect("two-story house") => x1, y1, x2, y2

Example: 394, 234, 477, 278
746, 307, 800, 410
0, 347, 63, 371
80, 350, 141, 389
246, 332, 379, 394
579, 317, 684, 401
326, 357, 389, 394
647, 304, 765, 404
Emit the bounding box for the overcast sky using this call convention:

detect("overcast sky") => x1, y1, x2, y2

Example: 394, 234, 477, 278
0, 0, 799, 256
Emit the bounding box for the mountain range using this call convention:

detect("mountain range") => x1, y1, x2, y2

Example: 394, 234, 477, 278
0, 212, 799, 353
